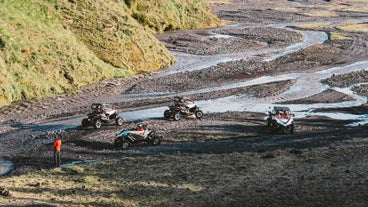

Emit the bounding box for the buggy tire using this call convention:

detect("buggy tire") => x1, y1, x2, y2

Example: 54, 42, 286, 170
164, 110, 171, 119
173, 112, 180, 121
195, 110, 203, 119
290, 124, 294, 134
81, 118, 89, 128
115, 117, 124, 126
266, 118, 271, 127
148, 133, 161, 145
93, 119, 102, 129
151, 137, 161, 146
121, 141, 130, 150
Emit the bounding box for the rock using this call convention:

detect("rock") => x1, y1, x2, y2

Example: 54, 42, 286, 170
27, 182, 41, 187
0, 186, 9, 196
274, 149, 282, 156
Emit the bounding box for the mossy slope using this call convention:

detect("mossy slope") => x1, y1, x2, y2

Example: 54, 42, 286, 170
126, 0, 222, 33
59, 0, 175, 73
0, 0, 131, 105
0, 0, 220, 106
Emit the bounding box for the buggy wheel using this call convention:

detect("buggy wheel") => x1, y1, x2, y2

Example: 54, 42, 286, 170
266, 118, 271, 127
93, 119, 102, 129
115, 117, 124, 126
290, 124, 294, 134
121, 141, 130, 150
151, 137, 161, 146
164, 110, 170, 119
195, 110, 203, 119
173, 112, 180, 121
81, 118, 89, 128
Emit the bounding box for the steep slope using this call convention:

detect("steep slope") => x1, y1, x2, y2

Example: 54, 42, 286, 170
0, 0, 221, 106
125, 0, 222, 33
59, 0, 175, 72
0, 1, 131, 105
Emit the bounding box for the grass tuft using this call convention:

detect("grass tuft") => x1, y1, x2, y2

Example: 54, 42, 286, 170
336, 22, 368, 33
292, 22, 330, 30
329, 32, 351, 40
62, 165, 85, 174
302, 10, 337, 17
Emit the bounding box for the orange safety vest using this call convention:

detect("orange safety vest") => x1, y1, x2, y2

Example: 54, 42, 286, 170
54, 139, 62, 152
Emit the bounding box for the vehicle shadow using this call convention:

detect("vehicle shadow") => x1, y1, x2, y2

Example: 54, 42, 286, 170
123, 123, 368, 156
9, 122, 77, 132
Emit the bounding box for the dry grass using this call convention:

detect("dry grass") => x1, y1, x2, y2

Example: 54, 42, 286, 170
342, 7, 368, 12
0, 152, 276, 206
1, 145, 368, 206
0, 154, 256, 206
293, 22, 330, 30
338, 0, 368, 13
208, 0, 233, 5
302, 10, 337, 17
273, 7, 299, 13
329, 32, 351, 40
336, 22, 368, 33
273, 1, 368, 16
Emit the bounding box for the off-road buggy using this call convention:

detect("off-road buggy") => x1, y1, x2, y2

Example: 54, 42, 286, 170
266, 106, 295, 134
164, 96, 203, 121
81, 103, 124, 129
114, 122, 161, 150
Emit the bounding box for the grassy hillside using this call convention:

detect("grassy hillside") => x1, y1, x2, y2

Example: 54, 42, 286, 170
126, 0, 222, 33
58, 0, 175, 73
0, 0, 221, 106
0, 0, 130, 105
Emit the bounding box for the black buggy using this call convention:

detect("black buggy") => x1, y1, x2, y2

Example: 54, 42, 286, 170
164, 96, 203, 121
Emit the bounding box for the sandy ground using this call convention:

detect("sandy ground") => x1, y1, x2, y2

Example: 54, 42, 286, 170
1, 0, 368, 206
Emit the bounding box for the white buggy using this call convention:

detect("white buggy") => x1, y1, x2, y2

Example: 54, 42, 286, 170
266, 106, 295, 134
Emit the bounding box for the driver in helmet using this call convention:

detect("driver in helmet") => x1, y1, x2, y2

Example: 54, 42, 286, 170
174, 96, 191, 112
137, 123, 144, 134
282, 111, 290, 119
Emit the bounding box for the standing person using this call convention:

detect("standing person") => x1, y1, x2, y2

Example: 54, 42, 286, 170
53, 136, 62, 167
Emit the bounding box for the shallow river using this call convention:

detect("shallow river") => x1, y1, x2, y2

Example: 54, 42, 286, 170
122, 22, 368, 126
39, 22, 368, 129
